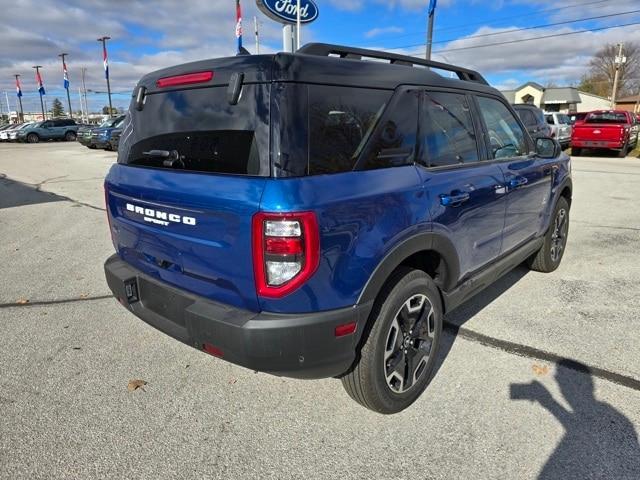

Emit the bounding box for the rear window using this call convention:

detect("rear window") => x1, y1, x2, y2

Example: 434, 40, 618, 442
120, 84, 270, 176
585, 112, 628, 124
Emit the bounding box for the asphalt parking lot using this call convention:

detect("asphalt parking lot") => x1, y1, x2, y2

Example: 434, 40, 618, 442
1, 142, 640, 479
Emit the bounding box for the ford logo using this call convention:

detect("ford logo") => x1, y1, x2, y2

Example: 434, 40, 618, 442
256, 0, 319, 25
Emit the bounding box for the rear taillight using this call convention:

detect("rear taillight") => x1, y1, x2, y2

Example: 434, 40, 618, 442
156, 71, 214, 88
252, 212, 319, 298
104, 184, 115, 245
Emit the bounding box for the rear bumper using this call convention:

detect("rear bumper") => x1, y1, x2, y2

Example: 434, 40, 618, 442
104, 254, 371, 379
571, 139, 625, 149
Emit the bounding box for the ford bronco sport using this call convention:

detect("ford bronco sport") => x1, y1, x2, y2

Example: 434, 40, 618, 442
104, 44, 572, 414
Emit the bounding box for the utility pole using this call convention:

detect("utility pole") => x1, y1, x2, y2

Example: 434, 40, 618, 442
58, 53, 73, 119
78, 88, 85, 122
611, 42, 626, 109
14, 75, 24, 122
97, 36, 113, 117
81, 67, 89, 121
254, 16, 260, 54
426, 0, 437, 60
32, 65, 46, 121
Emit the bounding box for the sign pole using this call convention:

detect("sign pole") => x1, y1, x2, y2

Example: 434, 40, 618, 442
296, 0, 301, 50
426, 0, 437, 60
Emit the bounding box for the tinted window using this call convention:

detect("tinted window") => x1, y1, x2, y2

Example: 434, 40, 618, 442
308, 86, 391, 175
557, 114, 570, 125
420, 91, 478, 167
122, 84, 270, 176
478, 97, 527, 159
545, 114, 555, 125
585, 112, 628, 124
517, 109, 537, 126
358, 89, 419, 170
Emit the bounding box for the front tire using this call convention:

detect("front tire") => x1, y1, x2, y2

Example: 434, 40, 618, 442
528, 196, 570, 273
341, 267, 443, 414
26, 133, 39, 144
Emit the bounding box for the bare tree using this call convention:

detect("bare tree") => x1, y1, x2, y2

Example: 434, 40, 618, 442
580, 43, 640, 99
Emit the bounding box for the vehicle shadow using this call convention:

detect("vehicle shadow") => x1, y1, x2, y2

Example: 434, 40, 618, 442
510, 359, 640, 479
432, 264, 530, 378
0, 175, 66, 210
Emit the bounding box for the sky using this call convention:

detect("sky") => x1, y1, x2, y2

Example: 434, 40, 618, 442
1, 0, 640, 115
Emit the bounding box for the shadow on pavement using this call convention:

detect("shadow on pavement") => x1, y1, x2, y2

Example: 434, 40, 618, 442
432, 264, 530, 378
511, 359, 640, 479
0, 176, 66, 210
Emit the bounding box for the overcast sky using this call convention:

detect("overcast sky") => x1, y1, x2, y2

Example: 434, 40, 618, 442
1, 0, 639, 114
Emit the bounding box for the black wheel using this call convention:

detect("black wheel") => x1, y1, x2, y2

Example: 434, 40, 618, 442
572, 147, 581, 156
64, 131, 76, 141
341, 267, 443, 414
88, 144, 96, 149
617, 143, 628, 158
528, 196, 570, 273
26, 133, 39, 144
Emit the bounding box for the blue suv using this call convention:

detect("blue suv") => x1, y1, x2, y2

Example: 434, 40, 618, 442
104, 44, 572, 413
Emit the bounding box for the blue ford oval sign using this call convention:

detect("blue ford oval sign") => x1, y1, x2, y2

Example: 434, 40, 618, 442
256, 0, 319, 25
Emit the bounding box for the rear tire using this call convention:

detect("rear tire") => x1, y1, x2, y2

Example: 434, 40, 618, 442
571, 147, 581, 156
341, 267, 443, 414
26, 133, 39, 144
617, 143, 628, 158
64, 131, 77, 141
528, 196, 570, 273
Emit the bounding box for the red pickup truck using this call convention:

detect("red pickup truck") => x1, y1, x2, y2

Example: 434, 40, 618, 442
571, 110, 639, 157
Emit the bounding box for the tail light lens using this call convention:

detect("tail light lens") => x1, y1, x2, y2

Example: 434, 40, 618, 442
104, 184, 115, 246
252, 212, 320, 298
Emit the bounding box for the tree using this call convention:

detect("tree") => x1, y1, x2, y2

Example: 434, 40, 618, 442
579, 43, 640, 98
102, 106, 118, 115
50, 98, 65, 118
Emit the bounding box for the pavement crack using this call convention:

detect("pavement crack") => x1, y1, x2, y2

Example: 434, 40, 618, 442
0, 295, 114, 309
571, 220, 640, 232
444, 322, 640, 393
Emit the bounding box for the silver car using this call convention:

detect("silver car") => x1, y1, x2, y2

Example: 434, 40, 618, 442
544, 112, 572, 149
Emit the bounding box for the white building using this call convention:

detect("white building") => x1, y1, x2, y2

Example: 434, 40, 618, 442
501, 82, 609, 113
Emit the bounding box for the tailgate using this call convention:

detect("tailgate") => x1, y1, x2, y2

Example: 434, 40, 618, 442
106, 165, 266, 311
572, 124, 623, 142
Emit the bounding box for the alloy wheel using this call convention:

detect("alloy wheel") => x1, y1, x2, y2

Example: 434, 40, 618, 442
550, 208, 568, 262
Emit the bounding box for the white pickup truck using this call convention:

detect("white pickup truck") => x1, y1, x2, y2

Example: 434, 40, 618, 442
544, 112, 572, 149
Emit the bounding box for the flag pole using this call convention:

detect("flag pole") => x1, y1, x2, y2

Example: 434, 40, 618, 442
97, 36, 113, 117
58, 53, 73, 119
14, 75, 24, 122
426, 0, 437, 60
32, 65, 46, 121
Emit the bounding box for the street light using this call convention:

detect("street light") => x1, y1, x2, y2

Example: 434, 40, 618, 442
32, 65, 46, 121
97, 36, 113, 117
58, 53, 73, 119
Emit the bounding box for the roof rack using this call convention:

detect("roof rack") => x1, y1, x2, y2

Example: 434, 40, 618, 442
297, 43, 488, 86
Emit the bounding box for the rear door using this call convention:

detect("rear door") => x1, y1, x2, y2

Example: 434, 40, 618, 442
106, 59, 272, 311
476, 96, 553, 253
416, 90, 506, 280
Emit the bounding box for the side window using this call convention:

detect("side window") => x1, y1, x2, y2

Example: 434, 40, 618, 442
41, 121, 52, 128
517, 109, 536, 127
420, 91, 479, 167
359, 89, 419, 170
545, 115, 554, 125
477, 97, 528, 159
308, 86, 391, 175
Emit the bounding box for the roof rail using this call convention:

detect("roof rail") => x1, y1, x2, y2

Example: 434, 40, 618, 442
297, 43, 488, 86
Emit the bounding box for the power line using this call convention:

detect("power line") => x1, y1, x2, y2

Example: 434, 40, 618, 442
402, 20, 640, 56
385, 9, 640, 51
359, 0, 611, 45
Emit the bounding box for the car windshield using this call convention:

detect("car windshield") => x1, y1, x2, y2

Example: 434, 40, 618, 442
585, 112, 628, 124
99, 118, 120, 128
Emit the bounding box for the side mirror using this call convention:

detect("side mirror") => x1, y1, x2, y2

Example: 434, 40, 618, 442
535, 137, 560, 159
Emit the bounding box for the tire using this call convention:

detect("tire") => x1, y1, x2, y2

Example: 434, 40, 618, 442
617, 143, 628, 158
572, 147, 581, 156
64, 131, 77, 142
88, 144, 96, 149
26, 133, 39, 144
341, 267, 443, 414
528, 196, 570, 273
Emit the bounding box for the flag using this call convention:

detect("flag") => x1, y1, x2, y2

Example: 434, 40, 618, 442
236, 0, 243, 54
16, 77, 22, 98
36, 70, 45, 95
103, 42, 109, 80
63, 60, 70, 90
428, 0, 437, 16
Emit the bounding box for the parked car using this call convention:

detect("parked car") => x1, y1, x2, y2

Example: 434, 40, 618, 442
8, 123, 34, 142
77, 116, 125, 149
571, 110, 639, 157
89, 115, 126, 150
104, 43, 572, 414
544, 112, 572, 149
512, 104, 553, 142
568, 112, 588, 125
16, 118, 79, 143
108, 127, 123, 151
0, 123, 26, 141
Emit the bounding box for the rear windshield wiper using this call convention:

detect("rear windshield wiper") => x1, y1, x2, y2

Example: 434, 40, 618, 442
142, 149, 185, 169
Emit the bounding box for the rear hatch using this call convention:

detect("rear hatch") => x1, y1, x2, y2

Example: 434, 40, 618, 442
105, 55, 274, 311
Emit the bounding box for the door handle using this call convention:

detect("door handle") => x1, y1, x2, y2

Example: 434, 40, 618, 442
508, 177, 528, 189
440, 191, 470, 207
